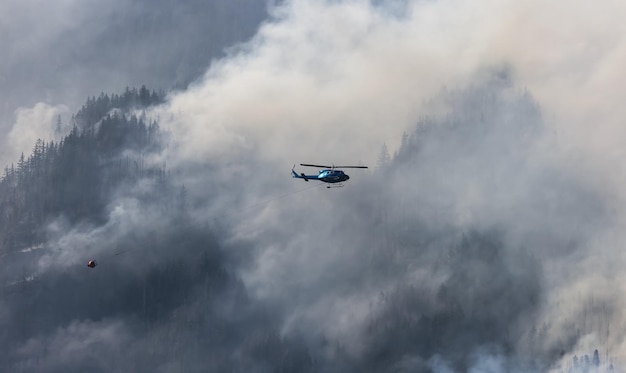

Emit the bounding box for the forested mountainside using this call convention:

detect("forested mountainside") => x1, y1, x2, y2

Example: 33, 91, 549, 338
0, 87, 316, 372
0, 81, 617, 372
0, 87, 167, 253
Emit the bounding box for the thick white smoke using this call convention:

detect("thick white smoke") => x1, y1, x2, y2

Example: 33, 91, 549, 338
157, 0, 626, 175
152, 0, 626, 369
1, 103, 68, 168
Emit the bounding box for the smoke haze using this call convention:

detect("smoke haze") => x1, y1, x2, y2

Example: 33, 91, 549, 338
3, 0, 626, 372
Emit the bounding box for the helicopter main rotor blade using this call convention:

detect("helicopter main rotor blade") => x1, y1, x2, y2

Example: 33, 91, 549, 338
300, 163, 368, 169
300, 163, 332, 168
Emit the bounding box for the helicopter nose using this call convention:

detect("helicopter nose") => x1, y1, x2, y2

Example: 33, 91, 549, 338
346, 175, 350, 180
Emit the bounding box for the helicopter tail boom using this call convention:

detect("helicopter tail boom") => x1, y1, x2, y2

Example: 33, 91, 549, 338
292, 169, 309, 181
292, 168, 323, 182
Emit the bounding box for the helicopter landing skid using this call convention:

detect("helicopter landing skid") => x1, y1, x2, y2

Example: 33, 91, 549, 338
326, 184, 344, 189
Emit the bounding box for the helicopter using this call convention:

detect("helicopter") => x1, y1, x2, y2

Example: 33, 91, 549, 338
292, 163, 368, 188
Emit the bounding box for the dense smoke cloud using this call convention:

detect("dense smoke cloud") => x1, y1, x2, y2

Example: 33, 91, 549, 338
153, 0, 626, 370
3, 0, 626, 372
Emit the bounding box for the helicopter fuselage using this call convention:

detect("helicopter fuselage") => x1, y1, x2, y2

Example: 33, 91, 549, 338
292, 169, 349, 183
315, 169, 350, 183
292, 163, 367, 185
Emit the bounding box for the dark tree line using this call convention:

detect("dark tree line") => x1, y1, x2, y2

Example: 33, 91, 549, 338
0, 87, 167, 254
73, 86, 164, 130
569, 349, 613, 372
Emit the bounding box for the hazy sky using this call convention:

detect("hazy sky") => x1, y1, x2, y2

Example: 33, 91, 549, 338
0, 0, 269, 168
4, 0, 626, 371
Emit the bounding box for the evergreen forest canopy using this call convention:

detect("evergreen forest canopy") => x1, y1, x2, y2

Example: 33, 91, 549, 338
0, 86, 167, 253
0, 82, 617, 372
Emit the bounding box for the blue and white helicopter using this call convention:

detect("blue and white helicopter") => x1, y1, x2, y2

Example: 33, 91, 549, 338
292, 163, 368, 188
